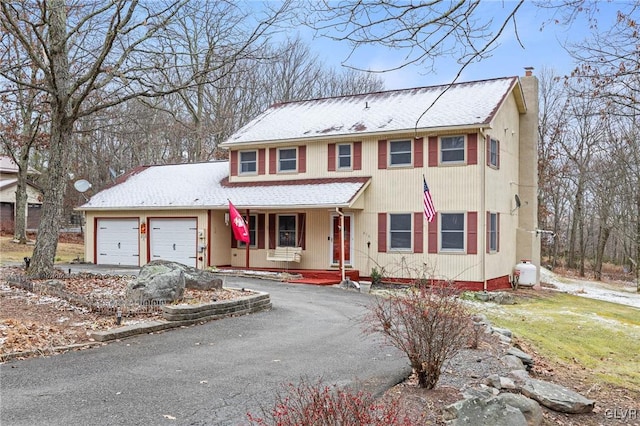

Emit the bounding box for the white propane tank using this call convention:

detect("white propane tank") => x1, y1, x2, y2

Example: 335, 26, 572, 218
514, 260, 537, 286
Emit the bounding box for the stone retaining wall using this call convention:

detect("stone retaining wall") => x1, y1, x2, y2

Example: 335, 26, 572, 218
90, 290, 271, 342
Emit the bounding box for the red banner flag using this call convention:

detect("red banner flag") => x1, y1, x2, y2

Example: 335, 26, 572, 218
229, 200, 250, 243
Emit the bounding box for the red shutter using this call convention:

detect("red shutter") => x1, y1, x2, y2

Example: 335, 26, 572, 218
428, 214, 438, 253
230, 150, 238, 177
269, 148, 277, 174
414, 137, 424, 168
414, 212, 423, 253
298, 146, 306, 173
486, 211, 491, 253
497, 213, 500, 252
268, 214, 276, 249
258, 149, 265, 175
354, 141, 362, 170
328, 143, 336, 171
297, 213, 306, 249
428, 136, 438, 167
257, 214, 265, 249
486, 135, 491, 166
377, 213, 387, 252
467, 133, 477, 165
467, 211, 477, 254
378, 140, 387, 169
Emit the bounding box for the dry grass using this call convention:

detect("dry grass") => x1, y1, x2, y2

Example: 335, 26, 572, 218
0, 235, 85, 264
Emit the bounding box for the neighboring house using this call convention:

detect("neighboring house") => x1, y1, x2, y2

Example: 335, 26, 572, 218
77, 70, 541, 290
0, 156, 43, 232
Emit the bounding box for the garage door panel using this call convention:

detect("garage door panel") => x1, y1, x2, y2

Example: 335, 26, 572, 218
96, 219, 139, 266
149, 218, 197, 267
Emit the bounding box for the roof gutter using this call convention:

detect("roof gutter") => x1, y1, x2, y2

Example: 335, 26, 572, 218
219, 124, 494, 149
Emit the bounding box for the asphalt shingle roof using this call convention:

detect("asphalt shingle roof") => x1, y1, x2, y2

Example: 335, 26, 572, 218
77, 161, 370, 210
222, 77, 520, 145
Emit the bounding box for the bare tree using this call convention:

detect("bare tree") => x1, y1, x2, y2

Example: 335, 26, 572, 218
304, 0, 524, 77
0, 0, 291, 278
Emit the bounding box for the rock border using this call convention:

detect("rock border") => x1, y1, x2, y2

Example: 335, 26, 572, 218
90, 289, 271, 342
443, 313, 596, 425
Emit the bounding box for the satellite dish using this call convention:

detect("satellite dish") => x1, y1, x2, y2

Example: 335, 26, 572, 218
73, 179, 92, 193
515, 194, 522, 208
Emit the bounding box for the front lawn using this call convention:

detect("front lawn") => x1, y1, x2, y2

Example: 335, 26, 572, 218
477, 291, 640, 392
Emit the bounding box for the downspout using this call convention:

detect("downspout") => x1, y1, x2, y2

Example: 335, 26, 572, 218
480, 129, 487, 291
336, 207, 346, 283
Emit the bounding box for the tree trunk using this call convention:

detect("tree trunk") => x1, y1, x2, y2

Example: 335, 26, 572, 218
594, 225, 611, 281
28, 116, 72, 278
13, 169, 28, 244
636, 193, 640, 292
28, 0, 72, 278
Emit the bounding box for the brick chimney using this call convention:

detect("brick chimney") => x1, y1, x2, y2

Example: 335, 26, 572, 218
524, 66, 534, 77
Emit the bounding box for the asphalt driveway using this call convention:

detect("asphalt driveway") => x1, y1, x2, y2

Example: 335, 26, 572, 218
0, 273, 410, 426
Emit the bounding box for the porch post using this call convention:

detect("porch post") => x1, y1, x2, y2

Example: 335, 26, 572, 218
245, 209, 250, 268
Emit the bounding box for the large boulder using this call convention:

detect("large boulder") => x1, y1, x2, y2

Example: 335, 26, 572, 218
497, 393, 543, 426
146, 260, 222, 291
520, 378, 595, 414
127, 262, 186, 303
443, 395, 528, 426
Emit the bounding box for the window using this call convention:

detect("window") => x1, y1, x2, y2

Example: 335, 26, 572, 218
278, 148, 297, 172
389, 140, 412, 166
441, 213, 464, 251
239, 151, 257, 174
278, 215, 296, 247
441, 136, 465, 164
489, 138, 499, 168
337, 143, 352, 170
489, 213, 498, 252
389, 213, 412, 250
238, 215, 257, 248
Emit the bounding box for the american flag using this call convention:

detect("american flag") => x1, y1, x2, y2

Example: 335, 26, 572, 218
423, 177, 436, 223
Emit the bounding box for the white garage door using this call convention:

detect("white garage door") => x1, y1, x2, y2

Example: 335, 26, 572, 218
149, 218, 197, 267
96, 219, 140, 266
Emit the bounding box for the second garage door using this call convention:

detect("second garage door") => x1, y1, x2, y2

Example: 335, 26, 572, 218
149, 218, 198, 267
96, 219, 140, 266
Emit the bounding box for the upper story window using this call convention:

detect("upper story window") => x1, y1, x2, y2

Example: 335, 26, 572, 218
239, 151, 257, 175
337, 143, 352, 170
489, 138, 499, 168
389, 140, 412, 166
389, 213, 412, 250
441, 213, 464, 252
278, 148, 297, 172
238, 214, 257, 248
441, 136, 465, 164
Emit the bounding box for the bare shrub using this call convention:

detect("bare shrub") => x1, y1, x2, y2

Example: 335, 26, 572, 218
367, 282, 472, 389
246, 378, 413, 425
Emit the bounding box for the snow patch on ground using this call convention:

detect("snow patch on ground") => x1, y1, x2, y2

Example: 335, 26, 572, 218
541, 267, 640, 309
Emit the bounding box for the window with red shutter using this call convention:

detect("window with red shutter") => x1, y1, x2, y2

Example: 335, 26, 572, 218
467, 211, 477, 254
328, 143, 336, 171
378, 140, 387, 169
354, 141, 362, 170
377, 213, 387, 252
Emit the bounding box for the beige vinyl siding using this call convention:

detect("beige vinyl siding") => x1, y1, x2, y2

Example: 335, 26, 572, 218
229, 210, 333, 270
484, 93, 521, 280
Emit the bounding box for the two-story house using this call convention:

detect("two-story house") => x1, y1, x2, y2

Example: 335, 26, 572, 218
77, 71, 540, 290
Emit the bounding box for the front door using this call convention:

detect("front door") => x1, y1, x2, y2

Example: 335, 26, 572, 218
331, 213, 352, 266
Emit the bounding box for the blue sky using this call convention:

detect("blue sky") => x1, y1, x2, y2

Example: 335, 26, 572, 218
301, 1, 625, 90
